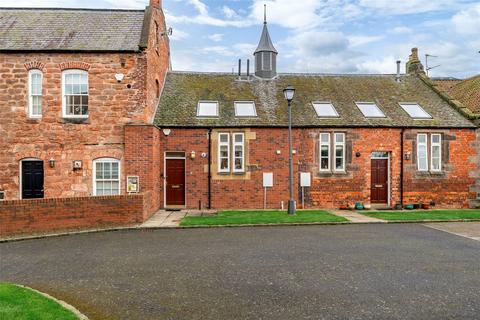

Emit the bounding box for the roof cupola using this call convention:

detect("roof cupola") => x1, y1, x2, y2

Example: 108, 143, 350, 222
254, 5, 278, 79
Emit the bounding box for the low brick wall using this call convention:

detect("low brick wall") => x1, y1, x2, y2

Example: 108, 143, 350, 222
0, 192, 153, 238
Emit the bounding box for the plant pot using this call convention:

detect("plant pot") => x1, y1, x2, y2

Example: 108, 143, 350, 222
355, 202, 364, 210
405, 204, 414, 210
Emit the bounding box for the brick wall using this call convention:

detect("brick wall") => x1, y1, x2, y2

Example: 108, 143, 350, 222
0, 192, 153, 238
151, 127, 476, 209
124, 125, 161, 219
0, 5, 170, 201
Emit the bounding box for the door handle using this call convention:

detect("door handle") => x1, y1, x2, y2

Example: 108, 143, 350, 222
171, 185, 181, 189
374, 184, 383, 188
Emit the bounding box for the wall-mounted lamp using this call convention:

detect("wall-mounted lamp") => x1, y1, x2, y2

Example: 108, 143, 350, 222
163, 129, 171, 136
115, 73, 125, 82
356, 152, 361, 158
405, 152, 411, 160
190, 151, 196, 159
48, 158, 55, 168
276, 150, 281, 155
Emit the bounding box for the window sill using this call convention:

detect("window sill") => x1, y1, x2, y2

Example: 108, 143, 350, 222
233, 171, 246, 175
62, 117, 89, 124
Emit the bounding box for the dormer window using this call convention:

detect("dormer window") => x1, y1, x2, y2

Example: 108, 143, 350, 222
355, 102, 386, 118
234, 101, 257, 117
28, 69, 43, 118
197, 101, 219, 117
312, 102, 339, 118
399, 103, 432, 119
62, 69, 88, 118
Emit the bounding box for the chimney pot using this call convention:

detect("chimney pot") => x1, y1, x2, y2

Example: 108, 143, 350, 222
396, 60, 401, 82
406, 47, 425, 75
150, 0, 161, 8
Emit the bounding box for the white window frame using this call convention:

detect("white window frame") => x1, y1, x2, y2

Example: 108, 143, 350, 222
312, 101, 339, 118
399, 102, 432, 119
232, 133, 245, 173
334, 133, 346, 172
430, 134, 442, 172
417, 134, 428, 171
218, 133, 230, 173
234, 101, 257, 117
355, 102, 386, 118
319, 133, 331, 172
62, 69, 89, 119
197, 101, 219, 117
93, 158, 121, 196
28, 69, 43, 118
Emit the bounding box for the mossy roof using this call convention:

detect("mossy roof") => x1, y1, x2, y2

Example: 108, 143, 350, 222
448, 76, 480, 114
154, 72, 475, 128
0, 8, 146, 51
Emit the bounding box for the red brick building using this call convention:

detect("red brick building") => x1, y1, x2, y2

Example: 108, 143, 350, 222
147, 31, 478, 210
1, 4, 478, 213
0, 0, 170, 205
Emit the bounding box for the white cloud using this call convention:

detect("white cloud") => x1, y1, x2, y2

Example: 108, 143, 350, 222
451, 4, 480, 35
202, 46, 234, 56
358, 0, 466, 15
348, 35, 384, 47
356, 56, 398, 74
389, 26, 413, 34
208, 34, 224, 42
170, 29, 189, 41
222, 6, 239, 19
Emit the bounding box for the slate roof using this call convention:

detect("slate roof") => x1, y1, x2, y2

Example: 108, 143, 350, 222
434, 75, 480, 114
0, 8, 147, 51
154, 72, 475, 128
254, 23, 277, 54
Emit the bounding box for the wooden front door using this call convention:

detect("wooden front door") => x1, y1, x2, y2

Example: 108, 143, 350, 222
371, 159, 388, 203
165, 159, 185, 206
22, 160, 44, 199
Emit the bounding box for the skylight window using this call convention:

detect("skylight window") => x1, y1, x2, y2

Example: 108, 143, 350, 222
234, 101, 257, 117
312, 102, 339, 118
355, 102, 386, 118
399, 103, 432, 119
197, 101, 219, 117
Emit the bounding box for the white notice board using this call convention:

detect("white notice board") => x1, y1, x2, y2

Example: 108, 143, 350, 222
263, 173, 273, 187
300, 172, 311, 187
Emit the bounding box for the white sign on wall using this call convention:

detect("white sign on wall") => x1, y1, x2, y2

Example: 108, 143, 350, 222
300, 172, 311, 187
263, 172, 273, 188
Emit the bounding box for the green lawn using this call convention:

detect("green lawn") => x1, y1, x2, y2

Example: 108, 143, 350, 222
362, 210, 480, 221
181, 210, 347, 226
0, 283, 78, 320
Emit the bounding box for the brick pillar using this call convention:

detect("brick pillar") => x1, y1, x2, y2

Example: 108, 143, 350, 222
125, 124, 161, 218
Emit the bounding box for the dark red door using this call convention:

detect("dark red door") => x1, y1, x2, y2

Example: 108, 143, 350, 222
166, 159, 185, 206
371, 159, 388, 203
22, 160, 44, 199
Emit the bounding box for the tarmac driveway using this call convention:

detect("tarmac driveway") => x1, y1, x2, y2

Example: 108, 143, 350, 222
1, 224, 479, 320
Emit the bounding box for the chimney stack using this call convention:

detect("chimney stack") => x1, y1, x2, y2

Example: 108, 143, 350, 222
150, 0, 161, 8
406, 47, 425, 75
238, 59, 242, 77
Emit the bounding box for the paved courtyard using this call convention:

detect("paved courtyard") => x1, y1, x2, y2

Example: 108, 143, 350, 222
1, 224, 479, 320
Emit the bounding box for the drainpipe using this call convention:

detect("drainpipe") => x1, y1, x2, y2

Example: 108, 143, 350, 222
208, 128, 212, 209
400, 128, 405, 208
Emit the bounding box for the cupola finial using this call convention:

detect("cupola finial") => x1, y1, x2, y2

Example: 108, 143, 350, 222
264, 4, 267, 24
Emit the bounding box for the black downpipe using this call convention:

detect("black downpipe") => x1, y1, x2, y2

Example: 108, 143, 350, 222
208, 128, 212, 209
400, 128, 404, 208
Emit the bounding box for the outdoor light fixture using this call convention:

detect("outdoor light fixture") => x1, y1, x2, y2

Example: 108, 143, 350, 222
283, 85, 296, 216
163, 129, 171, 136
48, 158, 55, 168
190, 151, 196, 159
283, 85, 295, 102
405, 152, 411, 160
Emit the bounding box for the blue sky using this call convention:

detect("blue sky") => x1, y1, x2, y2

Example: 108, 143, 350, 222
3, 0, 480, 78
